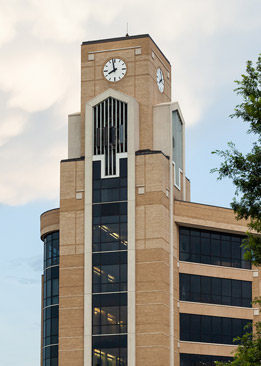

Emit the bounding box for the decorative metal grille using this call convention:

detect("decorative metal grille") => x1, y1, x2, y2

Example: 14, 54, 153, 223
93, 97, 127, 176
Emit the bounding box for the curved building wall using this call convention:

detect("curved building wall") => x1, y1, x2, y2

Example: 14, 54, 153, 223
42, 231, 59, 366
40, 209, 60, 239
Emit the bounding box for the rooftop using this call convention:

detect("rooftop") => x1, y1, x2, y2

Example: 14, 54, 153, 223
82, 34, 170, 64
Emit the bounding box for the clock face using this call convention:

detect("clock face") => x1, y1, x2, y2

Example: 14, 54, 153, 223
156, 67, 164, 93
103, 58, 127, 82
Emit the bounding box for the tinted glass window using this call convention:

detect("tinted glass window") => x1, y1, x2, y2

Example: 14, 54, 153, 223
43, 231, 59, 366
43, 345, 58, 366
92, 335, 127, 366
179, 227, 251, 269
43, 305, 59, 346
180, 353, 232, 366
92, 158, 128, 364
93, 252, 127, 293
180, 274, 252, 308
180, 313, 251, 344
44, 232, 59, 269
44, 266, 59, 307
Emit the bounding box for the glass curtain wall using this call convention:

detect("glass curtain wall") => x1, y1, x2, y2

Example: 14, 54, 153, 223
180, 314, 251, 344
179, 227, 251, 269
43, 231, 59, 366
92, 159, 128, 366
180, 273, 252, 307
180, 354, 233, 366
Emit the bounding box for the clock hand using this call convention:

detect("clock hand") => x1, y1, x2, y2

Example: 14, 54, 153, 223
108, 67, 117, 75
112, 58, 116, 71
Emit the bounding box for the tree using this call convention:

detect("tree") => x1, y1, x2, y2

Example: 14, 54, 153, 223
211, 54, 261, 365
215, 320, 261, 366
212, 54, 261, 265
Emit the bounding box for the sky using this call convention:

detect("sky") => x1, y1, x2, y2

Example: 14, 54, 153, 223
0, 0, 260, 365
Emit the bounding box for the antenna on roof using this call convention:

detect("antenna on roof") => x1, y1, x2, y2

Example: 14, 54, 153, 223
126, 22, 129, 37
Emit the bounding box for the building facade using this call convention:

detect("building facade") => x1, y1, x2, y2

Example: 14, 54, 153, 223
40, 34, 261, 366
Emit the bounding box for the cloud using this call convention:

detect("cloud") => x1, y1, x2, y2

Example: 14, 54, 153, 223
0, 143, 65, 206
0, 46, 72, 113
29, 0, 90, 43
27, 255, 43, 272
6, 275, 39, 286
0, 108, 66, 205
27, 0, 122, 43
5, 255, 42, 273
0, 1, 20, 47
0, 111, 27, 146
2, 253, 43, 286
0, 0, 260, 206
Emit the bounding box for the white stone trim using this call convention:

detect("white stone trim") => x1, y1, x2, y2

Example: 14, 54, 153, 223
169, 125, 174, 366
88, 45, 142, 55
93, 153, 128, 178
84, 88, 139, 366
179, 340, 237, 347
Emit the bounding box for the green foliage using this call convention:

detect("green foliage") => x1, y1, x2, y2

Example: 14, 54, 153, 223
211, 54, 261, 265
215, 321, 261, 366
212, 54, 261, 365
232, 54, 261, 136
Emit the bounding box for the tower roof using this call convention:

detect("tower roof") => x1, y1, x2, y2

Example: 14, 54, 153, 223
81, 34, 170, 65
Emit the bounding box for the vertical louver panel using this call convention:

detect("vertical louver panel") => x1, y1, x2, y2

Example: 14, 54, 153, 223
93, 97, 128, 177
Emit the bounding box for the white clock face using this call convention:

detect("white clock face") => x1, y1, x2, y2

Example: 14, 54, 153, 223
156, 67, 164, 93
103, 58, 127, 82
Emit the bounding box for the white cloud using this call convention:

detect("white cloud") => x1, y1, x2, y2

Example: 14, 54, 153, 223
0, 0, 260, 206
29, 0, 89, 42
0, 1, 19, 47
27, 0, 122, 43
0, 47, 72, 113
0, 137, 66, 205
0, 111, 27, 146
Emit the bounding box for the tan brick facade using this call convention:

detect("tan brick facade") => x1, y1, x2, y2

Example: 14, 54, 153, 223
40, 35, 260, 366
59, 159, 85, 365
80, 36, 171, 156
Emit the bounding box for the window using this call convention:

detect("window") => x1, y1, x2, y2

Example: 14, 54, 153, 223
92, 159, 128, 365
93, 252, 127, 293
179, 227, 251, 269
92, 335, 127, 366
93, 293, 127, 335
43, 306, 59, 346
172, 110, 183, 189
44, 232, 59, 269
180, 274, 252, 307
43, 345, 58, 366
180, 314, 251, 344
93, 202, 127, 218
93, 221, 127, 252
43, 231, 59, 366
180, 353, 232, 366
93, 160, 127, 203
93, 98, 127, 177
44, 266, 59, 307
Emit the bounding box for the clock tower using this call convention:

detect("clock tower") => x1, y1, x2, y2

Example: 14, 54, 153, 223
41, 33, 187, 366
40, 34, 253, 366
80, 35, 172, 156
79, 34, 181, 366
